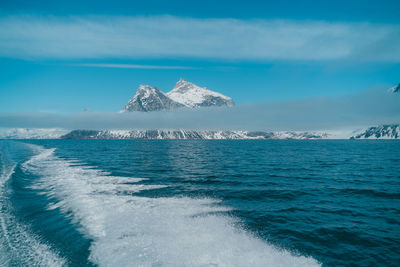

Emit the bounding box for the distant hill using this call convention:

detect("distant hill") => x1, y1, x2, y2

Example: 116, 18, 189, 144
350, 125, 400, 139
60, 129, 328, 140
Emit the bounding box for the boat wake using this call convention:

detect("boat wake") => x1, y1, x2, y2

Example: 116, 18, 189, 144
0, 143, 65, 266
21, 144, 320, 266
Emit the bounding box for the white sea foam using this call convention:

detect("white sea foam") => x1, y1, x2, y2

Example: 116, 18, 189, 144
24, 146, 321, 267
0, 144, 66, 266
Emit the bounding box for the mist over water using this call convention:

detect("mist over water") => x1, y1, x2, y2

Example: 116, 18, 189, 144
0, 139, 399, 266
1, 87, 399, 132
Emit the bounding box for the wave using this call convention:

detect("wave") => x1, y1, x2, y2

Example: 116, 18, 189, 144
340, 188, 400, 199
0, 142, 66, 266
23, 145, 320, 267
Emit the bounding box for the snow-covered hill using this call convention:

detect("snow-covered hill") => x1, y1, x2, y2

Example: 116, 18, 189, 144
121, 79, 234, 112
61, 129, 328, 140
3, 126, 398, 140
166, 78, 234, 108
0, 128, 68, 139
350, 125, 400, 139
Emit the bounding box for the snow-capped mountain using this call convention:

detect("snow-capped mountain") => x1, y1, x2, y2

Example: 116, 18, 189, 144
389, 83, 400, 93
121, 79, 234, 112
350, 125, 399, 139
121, 85, 183, 112
61, 129, 328, 140
0, 128, 68, 139
166, 78, 234, 108
3, 126, 398, 140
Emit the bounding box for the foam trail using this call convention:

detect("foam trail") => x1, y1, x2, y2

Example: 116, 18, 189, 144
0, 143, 66, 266
0, 161, 17, 265
24, 146, 320, 267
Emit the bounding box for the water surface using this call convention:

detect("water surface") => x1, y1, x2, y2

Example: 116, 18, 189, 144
0, 140, 399, 266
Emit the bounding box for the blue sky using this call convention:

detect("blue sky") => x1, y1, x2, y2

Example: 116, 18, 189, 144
0, 0, 399, 114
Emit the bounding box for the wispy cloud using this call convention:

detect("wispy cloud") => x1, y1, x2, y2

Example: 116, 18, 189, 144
77, 63, 196, 69
0, 88, 398, 131
0, 15, 399, 61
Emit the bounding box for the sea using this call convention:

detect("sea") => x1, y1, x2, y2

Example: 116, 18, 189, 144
0, 139, 399, 266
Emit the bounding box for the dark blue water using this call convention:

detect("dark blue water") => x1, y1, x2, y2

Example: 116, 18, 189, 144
0, 140, 399, 266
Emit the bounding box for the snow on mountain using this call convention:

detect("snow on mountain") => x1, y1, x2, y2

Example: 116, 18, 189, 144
121, 85, 183, 112
4, 126, 396, 140
350, 125, 400, 139
61, 129, 328, 140
59, 127, 400, 140
389, 83, 400, 93
121, 79, 234, 112
166, 78, 235, 108
5, 126, 398, 140
0, 128, 68, 139
272, 131, 329, 139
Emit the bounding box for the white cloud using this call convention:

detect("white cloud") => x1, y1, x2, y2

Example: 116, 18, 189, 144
77, 63, 195, 69
0, 15, 399, 61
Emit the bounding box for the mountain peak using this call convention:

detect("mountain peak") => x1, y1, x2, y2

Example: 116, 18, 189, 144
171, 78, 198, 93
137, 84, 156, 93
167, 79, 234, 108
122, 79, 235, 112
138, 84, 153, 90
121, 84, 183, 112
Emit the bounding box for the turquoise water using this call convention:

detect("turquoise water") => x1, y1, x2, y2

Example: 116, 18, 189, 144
0, 140, 399, 266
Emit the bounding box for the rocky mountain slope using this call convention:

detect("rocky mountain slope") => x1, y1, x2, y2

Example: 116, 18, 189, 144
121, 79, 234, 112
3, 126, 398, 140
121, 85, 183, 112
61, 129, 328, 140
350, 125, 400, 139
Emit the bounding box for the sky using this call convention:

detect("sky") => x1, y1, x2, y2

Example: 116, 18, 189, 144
0, 0, 399, 130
